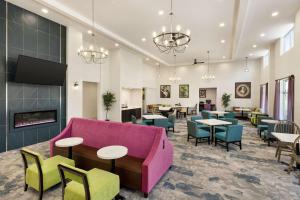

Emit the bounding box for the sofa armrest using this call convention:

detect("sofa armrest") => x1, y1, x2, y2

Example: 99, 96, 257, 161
49, 119, 73, 156
141, 129, 173, 194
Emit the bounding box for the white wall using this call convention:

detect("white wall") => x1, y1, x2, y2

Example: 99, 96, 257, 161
157, 59, 261, 111
260, 8, 300, 125
82, 82, 98, 119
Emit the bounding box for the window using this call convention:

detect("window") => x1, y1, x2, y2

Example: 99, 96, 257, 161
279, 78, 289, 120
263, 51, 269, 67
281, 28, 294, 55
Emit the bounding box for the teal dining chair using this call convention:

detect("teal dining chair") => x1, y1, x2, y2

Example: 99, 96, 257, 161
187, 120, 210, 146
215, 124, 243, 151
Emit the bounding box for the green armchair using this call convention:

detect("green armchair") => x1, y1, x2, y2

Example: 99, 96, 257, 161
219, 112, 235, 119
215, 118, 238, 133
131, 115, 147, 125
20, 148, 75, 200
191, 115, 210, 131
187, 120, 210, 146
215, 125, 243, 151
58, 163, 120, 200
154, 118, 170, 134
201, 110, 217, 119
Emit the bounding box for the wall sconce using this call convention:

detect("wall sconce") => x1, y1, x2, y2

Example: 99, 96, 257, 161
74, 81, 79, 89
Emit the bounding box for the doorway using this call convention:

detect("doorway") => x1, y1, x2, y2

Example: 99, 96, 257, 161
82, 81, 98, 119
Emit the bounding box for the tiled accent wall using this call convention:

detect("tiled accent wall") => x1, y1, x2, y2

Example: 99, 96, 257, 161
0, 0, 67, 152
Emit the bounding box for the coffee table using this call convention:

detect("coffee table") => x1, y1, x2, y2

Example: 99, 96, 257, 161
97, 145, 128, 200
55, 137, 83, 159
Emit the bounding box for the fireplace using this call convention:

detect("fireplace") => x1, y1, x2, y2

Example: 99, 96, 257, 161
14, 110, 57, 128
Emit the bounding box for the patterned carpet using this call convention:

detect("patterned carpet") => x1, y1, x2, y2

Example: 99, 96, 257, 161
1, 118, 300, 200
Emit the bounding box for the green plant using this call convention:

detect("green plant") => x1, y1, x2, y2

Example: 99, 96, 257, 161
221, 93, 231, 110
102, 91, 116, 120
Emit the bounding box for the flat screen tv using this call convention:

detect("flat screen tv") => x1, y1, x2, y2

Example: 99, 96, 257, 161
14, 55, 67, 86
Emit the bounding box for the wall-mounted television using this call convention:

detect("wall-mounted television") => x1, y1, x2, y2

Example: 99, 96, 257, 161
14, 55, 67, 86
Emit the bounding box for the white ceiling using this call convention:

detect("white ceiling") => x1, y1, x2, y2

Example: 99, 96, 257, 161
9, 0, 300, 66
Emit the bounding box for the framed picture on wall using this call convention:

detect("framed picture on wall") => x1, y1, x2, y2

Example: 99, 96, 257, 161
235, 82, 251, 98
179, 84, 189, 98
160, 85, 171, 98
199, 89, 206, 98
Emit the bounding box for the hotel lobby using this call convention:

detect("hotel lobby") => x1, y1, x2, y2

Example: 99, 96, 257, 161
0, 0, 300, 199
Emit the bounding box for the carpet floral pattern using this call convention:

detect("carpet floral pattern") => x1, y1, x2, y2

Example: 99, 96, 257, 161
0, 118, 300, 200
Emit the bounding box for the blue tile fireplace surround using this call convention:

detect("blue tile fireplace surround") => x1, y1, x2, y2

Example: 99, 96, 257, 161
0, 0, 67, 152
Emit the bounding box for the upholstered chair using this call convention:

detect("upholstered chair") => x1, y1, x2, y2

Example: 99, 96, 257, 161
187, 120, 210, 146
257, 116, 272, 137
167, 114, 176, 132
58, 163, 120, 200
20, 149, 75, 200
154, 118, 170, 134
215, 125, 243, 151
215, 118, 238, 133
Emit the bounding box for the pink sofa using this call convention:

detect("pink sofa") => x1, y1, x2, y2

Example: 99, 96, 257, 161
50, 118, 173, 196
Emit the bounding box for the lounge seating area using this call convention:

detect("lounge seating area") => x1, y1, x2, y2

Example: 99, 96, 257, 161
1, 0, 300, 199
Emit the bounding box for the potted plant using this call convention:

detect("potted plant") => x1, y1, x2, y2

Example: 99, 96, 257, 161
221, 93, 231, 111
102, 91, 116, 121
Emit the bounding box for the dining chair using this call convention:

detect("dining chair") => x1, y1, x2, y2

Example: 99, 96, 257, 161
178, 107, 188, 118
215, 125, 243, 151
287, 135, 300, 184
58, 163, 120, 200
154, 118, 170, 134
167, 114, 176, 132
274, 121, 300, 162
187, 120, 210, 146
20, 149, 75, 200
257, 116, 272, 138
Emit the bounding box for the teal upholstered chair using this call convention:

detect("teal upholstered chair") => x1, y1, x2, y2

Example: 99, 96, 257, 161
20, 149, 75, 200
215, 125, 243, 151
167, 114, 176, 132
201, 110, 216, 119
191, 115, 210, 131
58, 163, 120, 200
261, 123, 276, 146
131, 115, 147, 125
215, 118, 238, 133
154, 118, 170, 134
219, 112, 235, 119
187, 120, 210, 146
257, 116, 272, 137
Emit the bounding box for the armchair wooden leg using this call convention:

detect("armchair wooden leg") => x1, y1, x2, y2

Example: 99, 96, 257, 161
275, 146, 279, 157
215, 139, 217, 146
39, 190, 43, 200
195, 139, 198, 146
24, 183, 28, 191
240, 142, 242, 150
208, 137, 210, 145
187, 135, 190, 141
277, 148, 282, 162
226, 143, 229, 152
144, 193, 149, 198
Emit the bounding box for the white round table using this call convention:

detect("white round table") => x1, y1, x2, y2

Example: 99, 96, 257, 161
55, 137, 83, 159
261, 119, 279, 124
97, 145, 128, 173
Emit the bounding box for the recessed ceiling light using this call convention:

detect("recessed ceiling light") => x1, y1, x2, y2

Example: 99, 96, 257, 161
222, 56, 226, 59
219, 23, 225, 27
87, 30, 93, 34
41, 8, 48, 14
260, 33, 265, 37
115, 43, 119, 47
158, 10, 164, 15
249, 53, 253, 56
252, 44, 257, 48
141, 38, 147, 42
271, 11, 279, 17
145, 58, 150, 61
220, 40, 226, 44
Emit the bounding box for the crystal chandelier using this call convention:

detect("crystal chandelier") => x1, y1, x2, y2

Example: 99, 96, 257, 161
153, 0, 191, 54
202, 51, 215, 80
244, 57, 249, 72
169, 54, 181, 83
77, 0, 109, 64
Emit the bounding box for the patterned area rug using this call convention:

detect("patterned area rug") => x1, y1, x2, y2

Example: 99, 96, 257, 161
0, 118, 300, 200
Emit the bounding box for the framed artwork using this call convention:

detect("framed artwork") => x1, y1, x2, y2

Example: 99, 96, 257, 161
235, 82, 251, 98
179, 84, 189, 98
199, 89, 206, 98
160, 85, 171, 98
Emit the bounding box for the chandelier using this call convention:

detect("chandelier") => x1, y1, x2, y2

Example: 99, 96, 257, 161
202, 51, 215, 80
244, 57, 249, 72
77, 0, 108, 64
153, 0, 191, 54
169, 54, 181, 83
